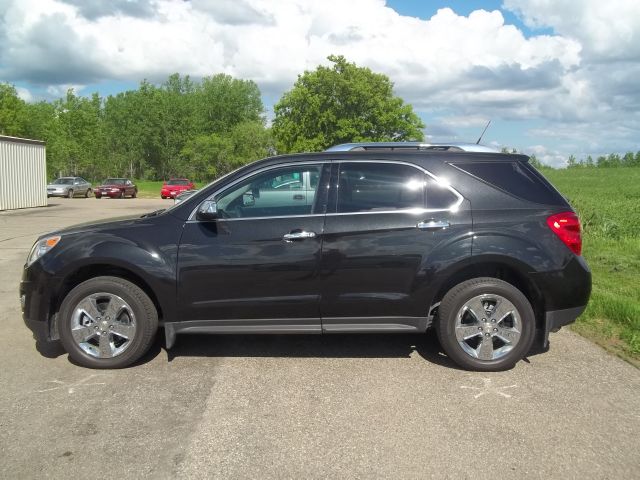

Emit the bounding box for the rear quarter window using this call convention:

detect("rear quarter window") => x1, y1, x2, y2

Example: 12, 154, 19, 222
451, 161, 567, 205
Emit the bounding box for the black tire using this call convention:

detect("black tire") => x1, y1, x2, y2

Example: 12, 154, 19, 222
436, 277, 535, 371
67, 189, 74, 199
58, 276, 158, 369
95, 194, 101, 199
131, 189, 137, 198
85, 188, 91, 198
161, 195, 166, 199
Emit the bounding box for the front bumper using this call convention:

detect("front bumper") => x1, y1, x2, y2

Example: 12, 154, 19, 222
47, 190, 68, 197
95, 190, 121, 198
20, 265, 62, 344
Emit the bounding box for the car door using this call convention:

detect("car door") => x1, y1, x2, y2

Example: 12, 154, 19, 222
176, 162, 330, 331
319, 160, 472, 332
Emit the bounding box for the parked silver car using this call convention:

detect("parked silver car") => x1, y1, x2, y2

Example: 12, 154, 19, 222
46, 177, 92, 198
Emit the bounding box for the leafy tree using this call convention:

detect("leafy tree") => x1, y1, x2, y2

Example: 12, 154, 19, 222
0, 83, 28, 136
196, 74, 263, 134
272, 55, 424, 153
179, 121, 272, 180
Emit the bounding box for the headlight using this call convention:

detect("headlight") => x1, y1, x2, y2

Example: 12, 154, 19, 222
27, 235, 61, 266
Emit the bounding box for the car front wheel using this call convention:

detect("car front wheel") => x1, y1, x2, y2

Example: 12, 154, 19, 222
58, 276, 158, 369
67, 189, 74, 199
436, 277, 535, 371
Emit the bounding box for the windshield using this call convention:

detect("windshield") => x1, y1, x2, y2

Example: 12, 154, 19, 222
52, 178, 74, 185
104, 179, 125, 185
168, 179, 189, 185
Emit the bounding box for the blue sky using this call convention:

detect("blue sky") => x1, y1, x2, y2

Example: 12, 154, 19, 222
2, 0, 640, 166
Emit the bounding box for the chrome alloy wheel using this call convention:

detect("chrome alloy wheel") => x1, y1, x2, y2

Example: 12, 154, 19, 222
455, 294, 522, 361
70, 292, 137, 358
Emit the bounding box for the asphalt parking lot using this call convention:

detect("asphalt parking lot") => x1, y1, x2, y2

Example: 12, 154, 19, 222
0, 198, 639, 479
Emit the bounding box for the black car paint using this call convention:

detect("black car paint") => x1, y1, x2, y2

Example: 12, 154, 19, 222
21, 151, 591, 349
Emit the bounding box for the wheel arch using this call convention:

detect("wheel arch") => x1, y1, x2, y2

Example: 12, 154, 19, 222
429, 256, 545, 330
54, 264, 165, 323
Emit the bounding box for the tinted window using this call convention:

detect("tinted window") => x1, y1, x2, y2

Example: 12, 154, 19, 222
337, 163, 425, 213
426, 177, 460, 210
216, 165, 323, 219
104, 178, 125, 185
168, 179, 190, 185
453, 161, 566, 205
53, 178, 74, 185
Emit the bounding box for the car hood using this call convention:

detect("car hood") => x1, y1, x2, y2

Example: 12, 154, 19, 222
46, 213, 151, 238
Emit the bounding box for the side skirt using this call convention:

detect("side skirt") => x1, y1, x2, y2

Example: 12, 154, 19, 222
164, 316, 429, 349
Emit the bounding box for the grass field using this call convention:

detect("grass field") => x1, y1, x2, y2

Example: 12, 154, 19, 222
134, 168, 640, 364
543, 167, 640, 365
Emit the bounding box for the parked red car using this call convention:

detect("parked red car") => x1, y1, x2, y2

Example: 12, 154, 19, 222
95, 178, 138, 199
161, 178, 195, 199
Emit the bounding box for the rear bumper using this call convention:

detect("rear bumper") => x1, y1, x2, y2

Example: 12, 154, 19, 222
542, 305, 587, 347
95, 191, 120, 198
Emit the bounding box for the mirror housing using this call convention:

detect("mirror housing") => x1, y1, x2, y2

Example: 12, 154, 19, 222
196, 200, 218, 221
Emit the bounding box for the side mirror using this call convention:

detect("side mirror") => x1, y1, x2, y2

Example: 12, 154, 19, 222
196, 200, 218, 221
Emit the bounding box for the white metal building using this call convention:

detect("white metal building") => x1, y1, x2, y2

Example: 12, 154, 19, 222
0, 135, 47, 211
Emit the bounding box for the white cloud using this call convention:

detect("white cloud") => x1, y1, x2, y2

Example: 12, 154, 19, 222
503, 0, 640, 61
0, 0, 639, 160
15, 86, 33, 102
524, 144, 568, 168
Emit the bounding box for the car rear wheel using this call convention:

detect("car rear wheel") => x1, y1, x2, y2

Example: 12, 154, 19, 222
58, 276, 158, 369
131, 189, 137, 198
67, 189, 74, 199
118, 190, 124, 199
436, 277, 535, 371
85, 188, 91, 198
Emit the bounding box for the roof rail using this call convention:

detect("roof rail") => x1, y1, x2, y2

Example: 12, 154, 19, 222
325, 142, 498, 153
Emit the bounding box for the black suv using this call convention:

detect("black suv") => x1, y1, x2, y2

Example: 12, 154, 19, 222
21, 143, 591, 371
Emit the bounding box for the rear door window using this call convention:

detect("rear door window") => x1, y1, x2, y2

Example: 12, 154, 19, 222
337, 162, 425, 213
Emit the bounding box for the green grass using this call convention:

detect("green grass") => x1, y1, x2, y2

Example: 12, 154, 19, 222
133, 180, 165, 199
543, 167, 640, 364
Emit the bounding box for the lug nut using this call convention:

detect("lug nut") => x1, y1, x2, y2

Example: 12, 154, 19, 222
491, 319, 496, 323
482, 318, 486, 322
484, 333, 490, 337
493, 328, 498, 332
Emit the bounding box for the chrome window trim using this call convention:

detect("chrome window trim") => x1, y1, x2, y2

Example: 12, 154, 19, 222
188, 161, 329, 221
335, 159, 464, 213
189, 159, 464, 222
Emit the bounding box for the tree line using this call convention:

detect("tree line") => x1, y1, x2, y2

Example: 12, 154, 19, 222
0, 56, 424, 182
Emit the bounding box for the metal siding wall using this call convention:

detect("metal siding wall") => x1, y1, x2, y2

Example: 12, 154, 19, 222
0, 139, 47, 211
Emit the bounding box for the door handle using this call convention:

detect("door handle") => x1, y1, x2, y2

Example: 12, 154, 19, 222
417, 220, 450, 231
293, 194, 304, 200
283, 231, 316, 242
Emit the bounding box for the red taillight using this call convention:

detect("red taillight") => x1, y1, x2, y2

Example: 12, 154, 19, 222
546, 212, 582, 255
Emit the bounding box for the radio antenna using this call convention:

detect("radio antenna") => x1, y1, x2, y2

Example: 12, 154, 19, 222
476, 120, 491, 144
